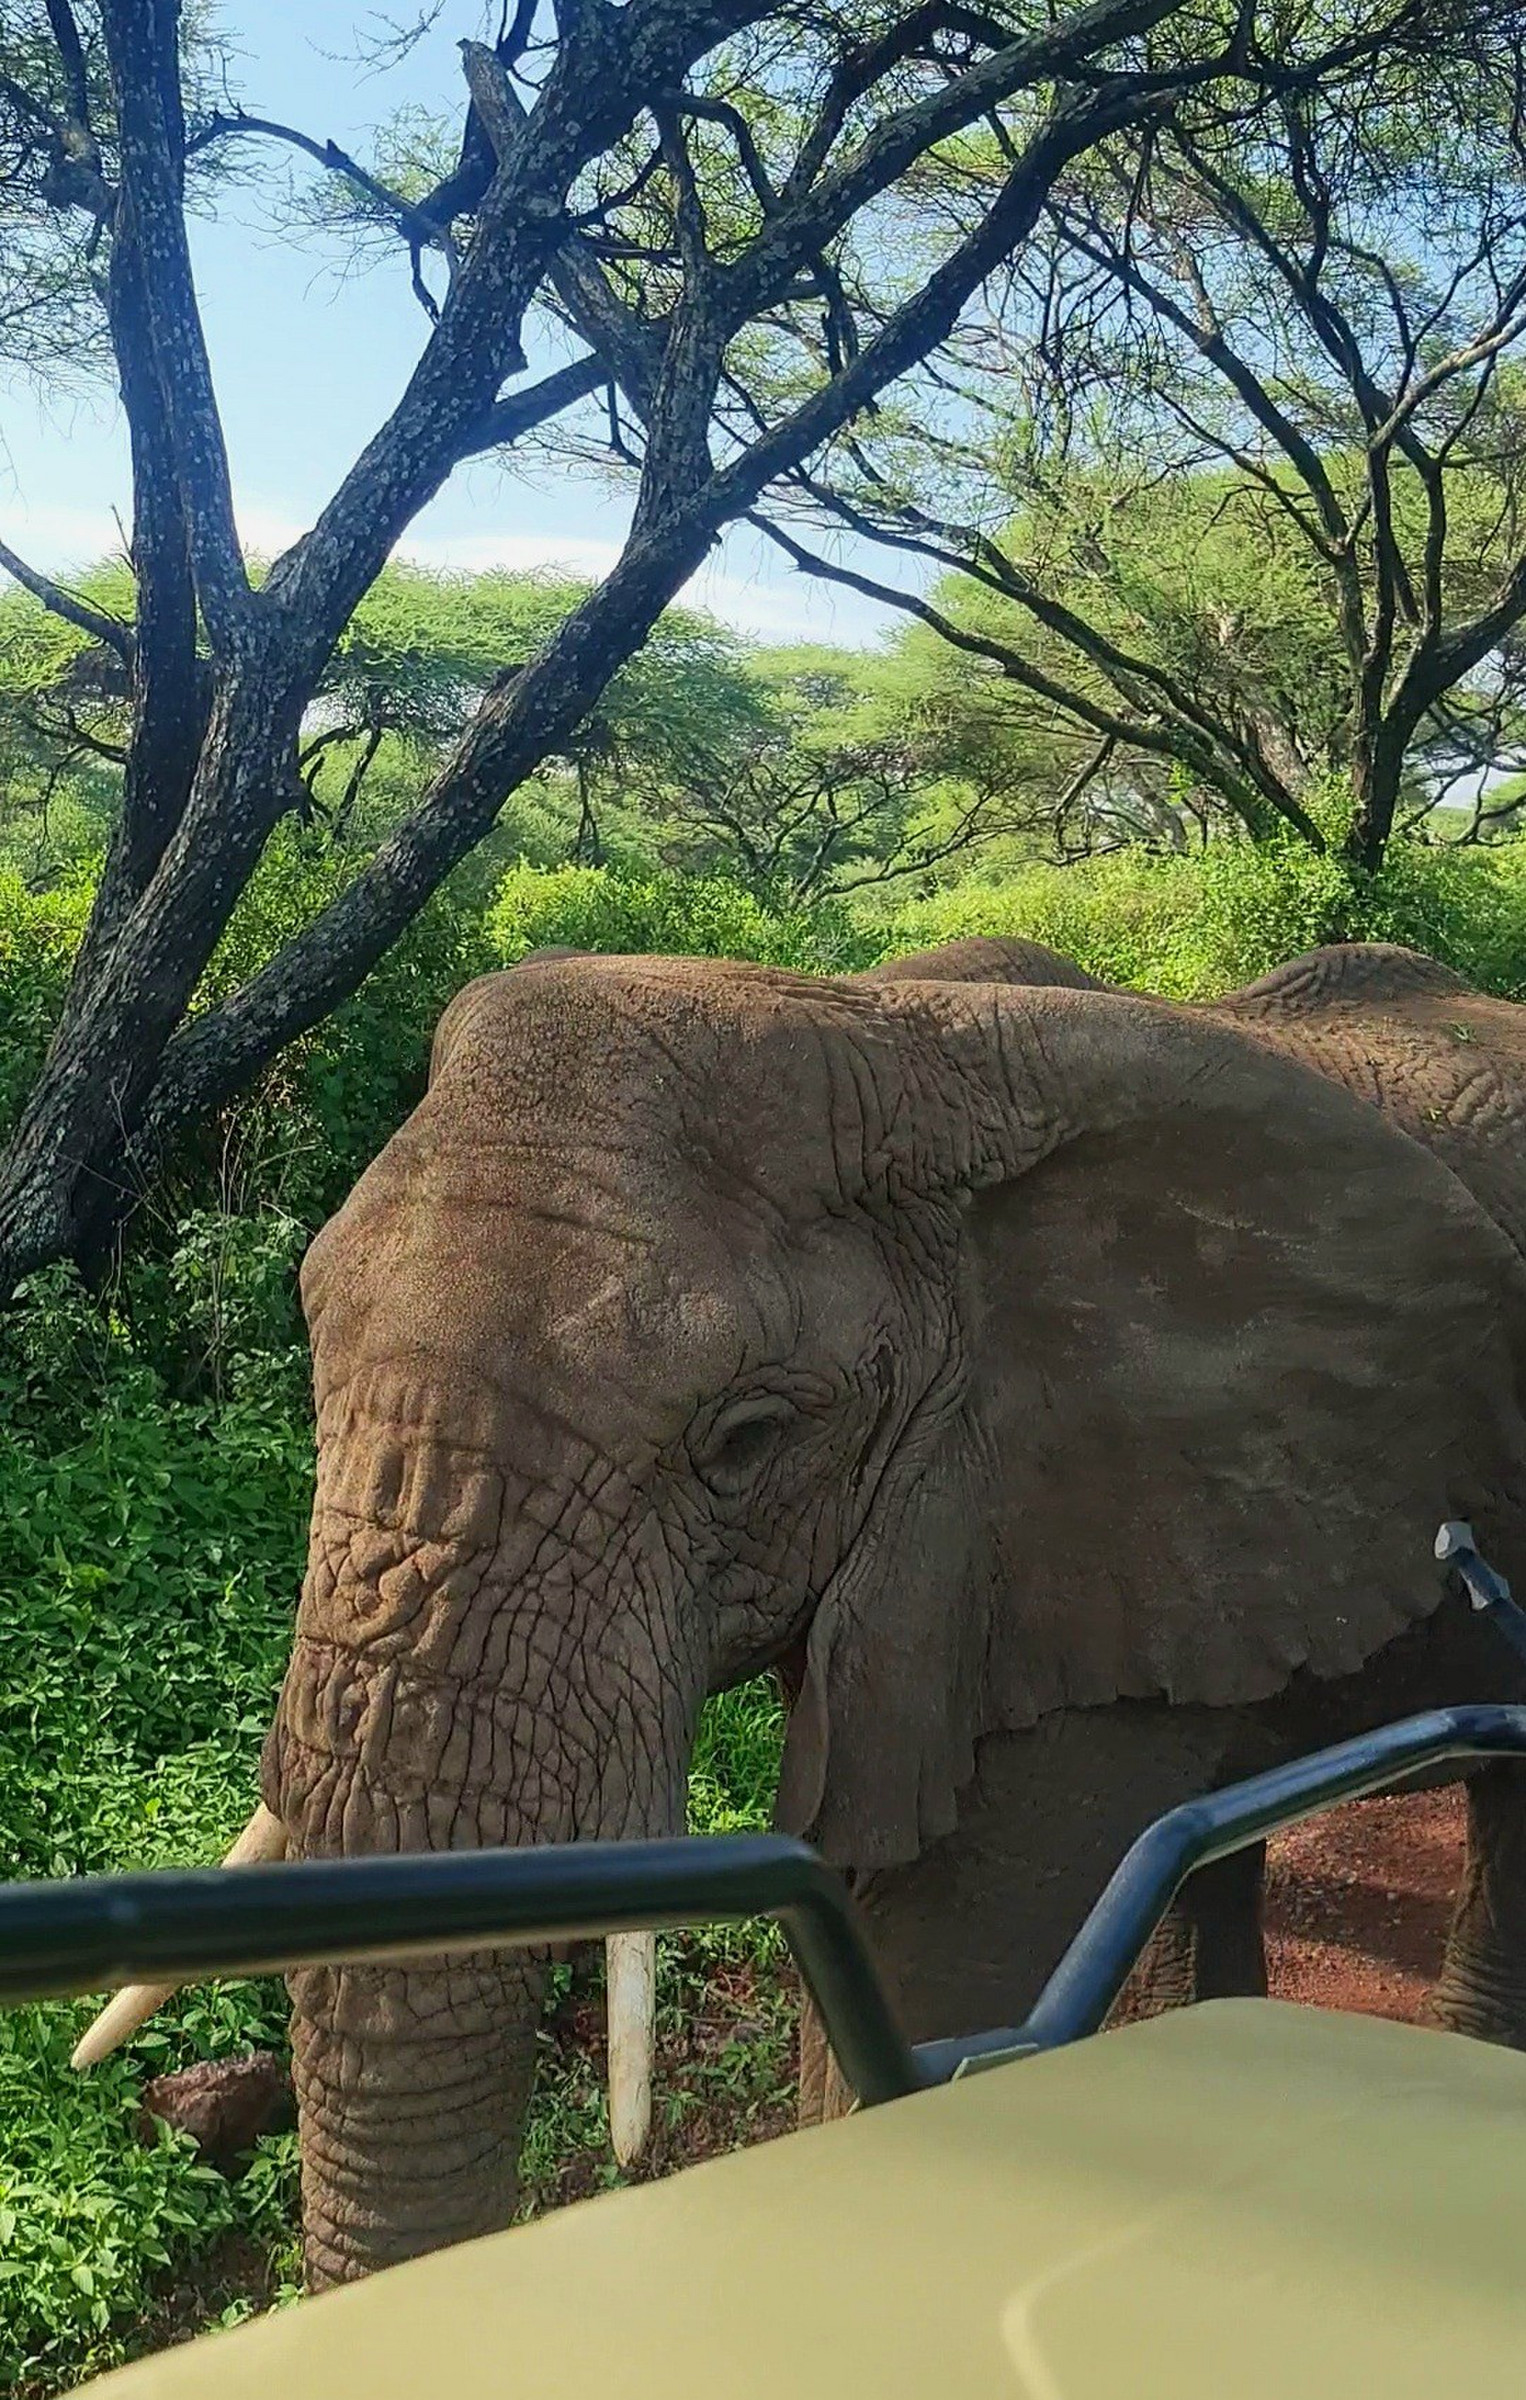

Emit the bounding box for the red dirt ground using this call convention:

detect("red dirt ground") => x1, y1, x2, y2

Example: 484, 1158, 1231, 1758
1262, 1785, 1465, 2023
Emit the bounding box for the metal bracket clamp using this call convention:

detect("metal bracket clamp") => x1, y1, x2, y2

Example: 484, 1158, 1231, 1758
1435, 1521, 1526, 1670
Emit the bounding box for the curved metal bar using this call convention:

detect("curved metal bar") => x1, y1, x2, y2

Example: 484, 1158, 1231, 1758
8, 1706, 1526, 2114
914, 1701, 1526, 2081
0, 1831, 927, 2109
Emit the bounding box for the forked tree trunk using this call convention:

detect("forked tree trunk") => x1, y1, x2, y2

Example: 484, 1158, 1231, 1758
0, 667, 299, 1284
0, 0, 1202, 1299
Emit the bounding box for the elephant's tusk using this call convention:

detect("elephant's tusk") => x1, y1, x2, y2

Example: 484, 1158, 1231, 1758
69, 1804, 287, 2070
606, 1930, 656, 2168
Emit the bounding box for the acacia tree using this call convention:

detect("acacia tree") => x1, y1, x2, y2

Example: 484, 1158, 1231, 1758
605, 643, 1038, 897
758, 16, 1526, 866
0, 558, 775, 865
863, 461, 1526, 863
0, 0, 1478, 1281
251, 566, 773, 856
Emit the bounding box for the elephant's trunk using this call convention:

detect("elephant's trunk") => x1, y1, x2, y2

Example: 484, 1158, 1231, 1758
290, 1951, 546, 2288
267, 1417, 697, 2288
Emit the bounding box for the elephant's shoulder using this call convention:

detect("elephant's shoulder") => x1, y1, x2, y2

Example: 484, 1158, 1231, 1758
1209, 949, 1526, 1260
1216, 942, 1483, 1016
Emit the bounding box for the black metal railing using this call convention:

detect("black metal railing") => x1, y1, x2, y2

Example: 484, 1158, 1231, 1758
921, 1698, 1526, 2079
6, 1702, 1526, 2104
0, 1829, 929, 2106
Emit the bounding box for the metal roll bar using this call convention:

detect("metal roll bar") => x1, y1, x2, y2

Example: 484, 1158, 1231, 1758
5, 1702, 1526, 2102
922, 1698, 1526, 2079
0, 1830, 928, 2106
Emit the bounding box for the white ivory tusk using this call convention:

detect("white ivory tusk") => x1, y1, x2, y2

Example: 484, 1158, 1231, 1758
69, 1804, 287, 2070
606, 1930, 656, 2168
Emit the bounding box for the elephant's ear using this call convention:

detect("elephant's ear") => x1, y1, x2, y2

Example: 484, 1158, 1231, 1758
777, 981, 1526, 1875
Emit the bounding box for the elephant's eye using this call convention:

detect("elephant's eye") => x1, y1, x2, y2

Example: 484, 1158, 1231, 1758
696, 1398, 794, 1494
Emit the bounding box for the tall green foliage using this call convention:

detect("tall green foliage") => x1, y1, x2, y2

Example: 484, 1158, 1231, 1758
888, 837, 1526, 999
0, 875, 88, 1132
0, 1263, 308, 2388
488, 862, 876, 974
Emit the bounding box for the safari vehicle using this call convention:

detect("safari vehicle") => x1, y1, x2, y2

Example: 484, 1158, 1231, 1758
11, 1517, 1526, 2399
3, 1692, 1524, 2400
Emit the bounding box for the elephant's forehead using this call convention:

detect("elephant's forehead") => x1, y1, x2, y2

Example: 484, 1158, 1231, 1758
304, 1139, 802, 1458
301, 960, 914, 1447
421, 953, 898, 1206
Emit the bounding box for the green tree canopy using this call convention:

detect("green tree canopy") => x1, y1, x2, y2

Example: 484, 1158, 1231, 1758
0, 0, 1505, 1281
772, 15, 1526, 866
880, 455, 1526, 860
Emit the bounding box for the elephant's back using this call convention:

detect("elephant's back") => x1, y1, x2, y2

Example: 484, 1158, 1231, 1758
860, 936, 1106, 990
1211, 945, 1526, 1260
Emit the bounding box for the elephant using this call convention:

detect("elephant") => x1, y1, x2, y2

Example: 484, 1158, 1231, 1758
81, 933, 1526, 2287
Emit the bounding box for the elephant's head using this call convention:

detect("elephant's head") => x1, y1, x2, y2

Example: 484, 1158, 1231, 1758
84, 943, 1526, 2284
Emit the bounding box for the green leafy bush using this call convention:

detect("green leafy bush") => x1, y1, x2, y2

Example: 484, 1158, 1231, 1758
880, 835, 1526, 999
0, 875, 91, 1141
486, 860, 876, 974
0, 1265, 311, 2389
0, 2011, 298, 2392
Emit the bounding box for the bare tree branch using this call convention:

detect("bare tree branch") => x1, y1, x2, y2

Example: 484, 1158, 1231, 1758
748, 509, 1298, 843
101, 0, 252, 652
190, 106, 459, 317
0, 535, 133, 658
460, 351, 606, 453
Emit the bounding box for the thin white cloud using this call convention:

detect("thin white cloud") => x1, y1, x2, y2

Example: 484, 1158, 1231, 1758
682, 559, 886, 645
396, 527, 627, 581
235, 503, 308, 560
0, 499, 133, 567
2, 493, 897, 647
393, 525, 887, 642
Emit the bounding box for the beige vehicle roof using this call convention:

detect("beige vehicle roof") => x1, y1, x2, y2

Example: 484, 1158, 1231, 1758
84, 1998, 1526, 2400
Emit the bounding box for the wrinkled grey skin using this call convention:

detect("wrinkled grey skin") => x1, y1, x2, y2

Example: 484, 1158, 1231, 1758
263, 935, 1526, 2286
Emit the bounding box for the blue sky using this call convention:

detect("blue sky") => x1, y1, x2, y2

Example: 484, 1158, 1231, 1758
0, 3, 901, 646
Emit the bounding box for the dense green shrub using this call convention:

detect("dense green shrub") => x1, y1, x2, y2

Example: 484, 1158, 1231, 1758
0, 1269, 310, 1871
0, 1267, 308, 2388
0, 2011, 299, 2391
0, 875, 91, 1141
881, 836, 1526, 999
486, 860, 876, 974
